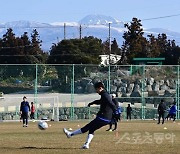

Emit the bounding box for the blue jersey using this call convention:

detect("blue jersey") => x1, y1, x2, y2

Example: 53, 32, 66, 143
20, 101, 30, 113
118, 107, 122, 114
169, 105, 177, 114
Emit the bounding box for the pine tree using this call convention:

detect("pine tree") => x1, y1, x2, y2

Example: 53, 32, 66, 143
157, 33, 168, 55
111, 38, 121, 55
163, 40, 180, 64
146, 34, 161, 57
31, 29, 43, 55
123, 18, 147, 63
0, 28, 19, 63
21, 32, 32, 55
102, 39, 110, 55
30, 29, 45, 63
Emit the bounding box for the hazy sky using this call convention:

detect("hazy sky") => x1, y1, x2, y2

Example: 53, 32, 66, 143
1, 0, 180, 32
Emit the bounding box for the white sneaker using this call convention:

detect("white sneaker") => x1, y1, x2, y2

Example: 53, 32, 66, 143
63, 128, 72, 138
81, 144, 89, 149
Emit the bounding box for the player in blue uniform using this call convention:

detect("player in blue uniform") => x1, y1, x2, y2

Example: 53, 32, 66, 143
20, 96, 30, 127
166, 102, 177, 122
63, 82, 119, 149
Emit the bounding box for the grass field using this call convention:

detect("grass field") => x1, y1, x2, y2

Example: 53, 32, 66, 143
0, 120, 179, 154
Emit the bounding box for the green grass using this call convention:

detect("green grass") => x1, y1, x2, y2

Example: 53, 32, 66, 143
0, 120, 179, 154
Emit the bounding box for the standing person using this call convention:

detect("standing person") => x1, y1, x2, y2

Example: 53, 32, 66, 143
63, 82, 119, 149
106, 94, 120, 131
157, 99, 166, 124
166, 102, 177, 122
20, 96, 30, 127
30, 102, 35, 120
165, 105, 171, 121
127, 104, 132, 121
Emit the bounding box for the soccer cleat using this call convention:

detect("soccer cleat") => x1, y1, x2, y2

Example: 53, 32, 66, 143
63, 128, 72, 138
106, 128, 112, 131
81, 144, 89, 149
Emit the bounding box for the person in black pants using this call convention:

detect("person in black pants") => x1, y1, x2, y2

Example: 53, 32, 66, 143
20, 96, 30, 127
30, 102, 35, 120
127, 104, 132, 120
157, 99, 166, 124
106, 94, 120, 131
63, 82, 119, 149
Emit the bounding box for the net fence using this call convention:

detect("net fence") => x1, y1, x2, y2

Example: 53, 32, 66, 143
0, 64, 179, 120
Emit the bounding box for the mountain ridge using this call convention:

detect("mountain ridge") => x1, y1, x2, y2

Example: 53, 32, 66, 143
0, 15, 180, 51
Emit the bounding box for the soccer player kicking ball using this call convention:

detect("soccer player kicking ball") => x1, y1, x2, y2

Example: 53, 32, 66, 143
63, 82, 119, 149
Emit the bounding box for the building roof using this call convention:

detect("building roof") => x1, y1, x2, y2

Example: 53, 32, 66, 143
133, 58, 165, 61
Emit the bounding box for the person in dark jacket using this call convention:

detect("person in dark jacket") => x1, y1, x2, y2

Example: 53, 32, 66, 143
63, 82, 119, 149
127, 104, 132, 120
20, 96, 30, 127
106, 94, 121, 131
157, 99, 166, 124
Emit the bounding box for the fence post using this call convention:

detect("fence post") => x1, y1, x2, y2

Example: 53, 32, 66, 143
108, 65, 111, 93
70, 64, 75, 120
177, 66, 180, 119
141, 65, 145, 119
34, 64, 38, 119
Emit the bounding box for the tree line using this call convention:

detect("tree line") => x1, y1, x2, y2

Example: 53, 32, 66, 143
0, 17, 180, 65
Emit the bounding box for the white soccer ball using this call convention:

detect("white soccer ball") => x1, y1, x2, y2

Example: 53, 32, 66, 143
38, 121, 48, 130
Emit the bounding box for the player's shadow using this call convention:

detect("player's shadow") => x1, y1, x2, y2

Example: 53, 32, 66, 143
20, 146, 79, 150
1, 146, 79, 150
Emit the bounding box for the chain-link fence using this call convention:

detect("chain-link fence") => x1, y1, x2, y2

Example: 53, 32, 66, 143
0, 64, 179, 121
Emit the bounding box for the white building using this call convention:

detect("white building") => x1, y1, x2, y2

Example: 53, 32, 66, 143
99, 54, 121, 66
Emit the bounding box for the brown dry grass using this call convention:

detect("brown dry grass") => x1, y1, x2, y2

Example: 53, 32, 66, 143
0, 120, 179, 154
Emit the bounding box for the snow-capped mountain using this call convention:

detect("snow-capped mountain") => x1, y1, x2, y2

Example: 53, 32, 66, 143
0, 15, 180, 51
0, 20, 52, 28
79, 14, 124, 25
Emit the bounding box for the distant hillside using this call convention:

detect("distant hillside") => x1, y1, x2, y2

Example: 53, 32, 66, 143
0, 15, 180, 51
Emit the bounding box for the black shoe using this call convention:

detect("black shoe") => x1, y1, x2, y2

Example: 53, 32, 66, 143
106, 128, 112, 131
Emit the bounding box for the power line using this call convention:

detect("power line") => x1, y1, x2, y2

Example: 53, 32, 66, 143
141, 13, 180, 21
0, 53, 105, 56
0, 55, 43, 56
0, 25, 75, 29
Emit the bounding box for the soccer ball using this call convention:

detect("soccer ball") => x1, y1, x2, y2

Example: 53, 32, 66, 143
38, 121, 48, 130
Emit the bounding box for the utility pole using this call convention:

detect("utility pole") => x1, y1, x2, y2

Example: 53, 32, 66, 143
64, 23, 66, 40
79, 24, 82, 39
108, 23, 111, 65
